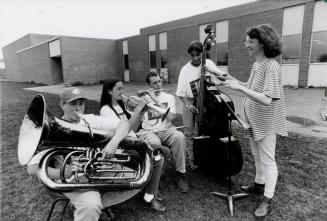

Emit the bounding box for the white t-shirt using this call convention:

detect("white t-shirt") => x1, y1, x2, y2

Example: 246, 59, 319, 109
100, 105, 137, 137
141, 92, 176, 131
176, 59, 217, 98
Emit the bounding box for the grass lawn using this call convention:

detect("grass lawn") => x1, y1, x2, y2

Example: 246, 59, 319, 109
1, 81, 327, 221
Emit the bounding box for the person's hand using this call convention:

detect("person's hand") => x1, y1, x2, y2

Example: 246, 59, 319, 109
222, 72, 236, 81
130, 96, 147, 110
63, 162, 81, 178
223, 79, 242, 90
205, 73, 224, 86
202, 65, 209, 73
186, 104, 199, 114
101, 141, 118, 159
142, 94, 153, 104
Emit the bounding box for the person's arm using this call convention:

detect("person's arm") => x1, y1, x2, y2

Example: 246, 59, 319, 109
205, 59, 227, 77
27, 164, 73, 179
101, 99, 147, 158
223, 79, 272, 106
164, 95, 176, 122
165, 111, 176, 122
227, 75, 247, 87
204, 60, 247, 86
178, 96, 199, 114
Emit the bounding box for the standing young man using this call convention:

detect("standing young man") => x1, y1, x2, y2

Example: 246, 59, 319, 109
176, 40, 227, 135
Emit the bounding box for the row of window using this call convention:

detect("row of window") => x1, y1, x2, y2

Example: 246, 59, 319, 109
123, 1, 327, 71
282, 2, 327, 64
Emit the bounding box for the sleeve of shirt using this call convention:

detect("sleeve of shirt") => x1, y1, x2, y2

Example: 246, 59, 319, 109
205, 59, 217, 71
167, 94, 176, 114
100, 105, 117, 119
89, 110, 121, 132
263, 62, 281, 99
176, 67, 187, 97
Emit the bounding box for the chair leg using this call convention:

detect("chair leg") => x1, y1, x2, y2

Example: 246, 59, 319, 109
47, 198, 69, 221
60, 200, 69, 221
130, 199, 136, 213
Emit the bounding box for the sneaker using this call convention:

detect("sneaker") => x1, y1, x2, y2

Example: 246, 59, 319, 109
254, 197, 273, 217
176, 172, 189, 193
241, 182, 264, 195
144, 198, 166, 214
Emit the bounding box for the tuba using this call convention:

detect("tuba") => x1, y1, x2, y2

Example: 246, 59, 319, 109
18, 94, 156, 192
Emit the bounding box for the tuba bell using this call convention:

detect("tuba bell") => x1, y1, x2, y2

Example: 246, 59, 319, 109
18, 94, 156, 192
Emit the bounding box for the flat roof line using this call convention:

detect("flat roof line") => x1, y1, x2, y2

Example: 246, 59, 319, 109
16, 36, 60, 54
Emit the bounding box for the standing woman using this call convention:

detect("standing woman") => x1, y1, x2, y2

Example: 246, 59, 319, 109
99, 78, 166, 214
223, 24, 287, 217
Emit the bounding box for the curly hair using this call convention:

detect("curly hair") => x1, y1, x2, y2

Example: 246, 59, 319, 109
246, 24, 282, 58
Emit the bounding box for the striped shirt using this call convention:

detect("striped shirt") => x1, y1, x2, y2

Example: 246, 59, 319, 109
243, 59, 288, 141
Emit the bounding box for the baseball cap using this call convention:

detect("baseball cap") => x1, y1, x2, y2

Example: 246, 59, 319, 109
61, 87, 87, 103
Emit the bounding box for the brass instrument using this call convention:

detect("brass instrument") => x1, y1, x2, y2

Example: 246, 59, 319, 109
18, 94, 157, 192
121, 93, 170, 121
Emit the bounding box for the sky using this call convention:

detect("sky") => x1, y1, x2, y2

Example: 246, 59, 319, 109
0, 0, 256, 61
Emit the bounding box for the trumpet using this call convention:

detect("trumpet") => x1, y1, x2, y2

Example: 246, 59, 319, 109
136, 89, 164, 96
121, 94, 170, 121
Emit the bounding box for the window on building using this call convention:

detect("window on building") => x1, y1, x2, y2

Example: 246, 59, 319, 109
122, 40, 129, 70
310, 1, 327, 63
310, 31, 327, 63
123, 54, 129, 70
282, 35, 302, 64
149, 51, 156, 68
149, 35, 156, 69
160, 50, 168, 68
215, 20, 229, 66
159, 32, 167, 68
281, 5, 304, 64
216, 43, 228, 66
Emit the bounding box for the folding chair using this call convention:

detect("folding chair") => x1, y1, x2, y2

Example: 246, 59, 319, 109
46, 191, 70, 221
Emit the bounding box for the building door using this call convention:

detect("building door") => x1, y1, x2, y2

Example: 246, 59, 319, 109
122, 40, 130, 82
49, 39, 64, 84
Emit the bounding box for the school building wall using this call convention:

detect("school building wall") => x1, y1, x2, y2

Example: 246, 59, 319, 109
2, 34, 119, 85
60, 37, 119, 85
16, 42, 55, 84
2, 34, 56, 82
117, 0, 325, 87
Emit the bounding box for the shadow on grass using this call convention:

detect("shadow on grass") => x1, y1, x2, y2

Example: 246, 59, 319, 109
1, 81, 327, 221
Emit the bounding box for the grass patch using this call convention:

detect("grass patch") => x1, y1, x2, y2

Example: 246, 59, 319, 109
1, 81, 327, 221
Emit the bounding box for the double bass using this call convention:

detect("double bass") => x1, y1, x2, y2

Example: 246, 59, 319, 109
192, 25, 243, 180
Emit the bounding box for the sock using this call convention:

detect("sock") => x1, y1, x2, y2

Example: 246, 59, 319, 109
144, 193, 154, 202
254, 182, 265, 187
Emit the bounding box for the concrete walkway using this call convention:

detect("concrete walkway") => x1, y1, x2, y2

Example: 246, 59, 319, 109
25, 82, 327, 138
